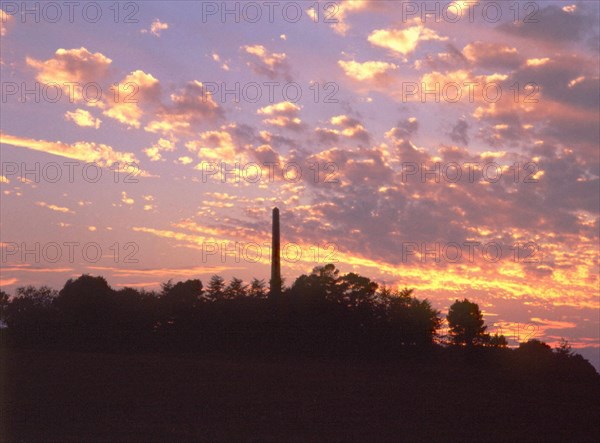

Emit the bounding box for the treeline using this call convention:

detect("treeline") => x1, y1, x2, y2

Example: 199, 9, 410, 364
0, 264, 596, 377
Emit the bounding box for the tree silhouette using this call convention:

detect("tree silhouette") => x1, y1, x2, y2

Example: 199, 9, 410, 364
248, 278, 267, 298
1, 271, 597, 383
518, 339, 552, 355
206, 275, 225, 301
487, 333, 508, 348
447, 299, 487, 346
384, 288, 441, 346
554, 338, 573, 356
159, 279, 203, 330
161, 279, 203, 308
337, 272, 378, 309
0, 290, 9, 323
224, 277, 247, 299
4, 286, 57, 342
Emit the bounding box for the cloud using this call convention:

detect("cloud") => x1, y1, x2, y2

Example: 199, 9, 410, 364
144, 138, 176, 161
141, 19, 169, 37
101, 70, 161, 128
89, 264, 237, 279
1, 8, 13, 36
242, 45, 291, 81
121, 192, 134, 205
328, 114, 370, 143
413, 44, 468, 71
448, 119, 470, 145
368, 22, 447, 57
0, 132, 141, 168
0, 264, 73, 274
498, 4, 598, 45
462, 42, 521, 70
531, 318, 577, 330
142, 194, 156, 211
526, 58, 550, 67
186, 130, 240, 163
312, 0, 369, 35
0, 278, 18, 286
468, 54, 599, 156
26, 48, 166, 130
26, 47, 112, 100
257, 101, 303, 130
338, 60, 398, 81
251, 144, 283, 166
64, 109, 102, 128
145, 80, 222, 135
177, 156, 193, 165
211, 53, 230, 71
257, 101, 300, 116
35, 201, 74, 214
385, 117, 419, 140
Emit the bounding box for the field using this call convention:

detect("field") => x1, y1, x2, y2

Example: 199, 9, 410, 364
2, 349, 599, 442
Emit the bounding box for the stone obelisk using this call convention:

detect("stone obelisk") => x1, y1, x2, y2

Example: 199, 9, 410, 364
270, 207, 282, 299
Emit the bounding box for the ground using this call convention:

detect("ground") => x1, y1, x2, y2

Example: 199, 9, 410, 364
2, 349, 599, 442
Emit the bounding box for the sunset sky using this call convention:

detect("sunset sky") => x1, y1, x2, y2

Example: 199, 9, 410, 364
1, 1, 598, 366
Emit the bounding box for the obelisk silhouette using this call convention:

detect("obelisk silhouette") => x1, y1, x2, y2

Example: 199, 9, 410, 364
270, 207, 282, 299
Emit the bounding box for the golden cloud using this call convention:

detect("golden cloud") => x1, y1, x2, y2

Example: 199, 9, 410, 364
0, 132, 141, 168
368, 23, 447, 57
26, 47, 112, 101
64, 109, 102, 128
338, 60, 398, 81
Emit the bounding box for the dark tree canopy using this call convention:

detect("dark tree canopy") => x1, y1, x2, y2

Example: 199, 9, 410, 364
447, 299, 487, 346
0, 268, 596, 380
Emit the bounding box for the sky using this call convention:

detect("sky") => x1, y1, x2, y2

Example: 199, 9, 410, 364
0, 1, 599, 367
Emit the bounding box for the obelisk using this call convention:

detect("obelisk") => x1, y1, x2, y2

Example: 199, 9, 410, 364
270, 207, 282, 299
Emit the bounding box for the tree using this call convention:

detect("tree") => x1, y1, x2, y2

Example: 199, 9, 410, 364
162, 279, 203, 307
290, 264, 341, 303
487, 333, 508, 348
160, 279, 203, 317
385, 288, 441, 346
114, 286, 159, 337
248, 278, 267, 298
516, 339, 554, 366
205, 275, 225, 301
224, 278, 247, 299
517, 339, 553, 355
4, 286, 57, 327
554, 338, 573, 356
4, 286, 58, 343
55, 274, 116, 340
337, 273, 378, 309
447, 299, 487, 346
156, 279, 204, 334
0, 290, 10, 323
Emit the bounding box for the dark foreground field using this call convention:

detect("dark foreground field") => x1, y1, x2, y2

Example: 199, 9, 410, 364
2, 349, 599, 442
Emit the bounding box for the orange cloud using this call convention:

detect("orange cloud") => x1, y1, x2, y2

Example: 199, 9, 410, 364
257, 101, 302, 129
0, 278, 18, 286
26, 47, 112, 101
186, 130, 240, 163
368, 22, 447, 57
338, 60, 398, 81
0, 132, 141, 168
101, 70, 160, 128
1, 8, 13, 36
144, 138, 176, 161
64, 109, 102, 128
141, 18, 169, 37
35, 201, 74, 214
